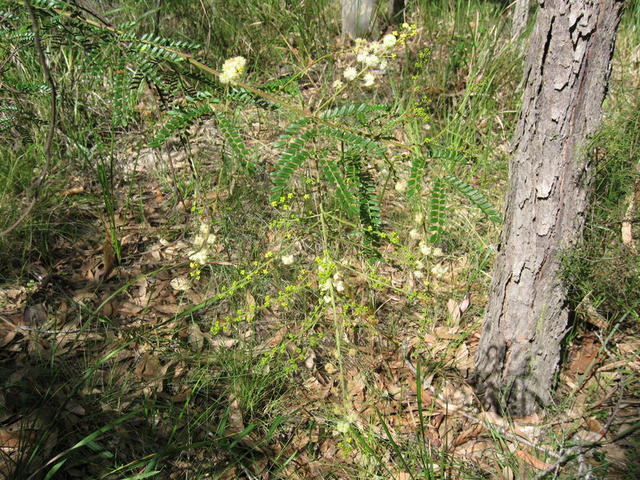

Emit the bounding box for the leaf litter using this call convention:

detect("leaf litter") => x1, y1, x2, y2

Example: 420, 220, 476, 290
1, 88, 639, 480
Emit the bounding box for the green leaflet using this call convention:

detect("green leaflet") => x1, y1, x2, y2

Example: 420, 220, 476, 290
271, 104, 388, 255
444, 174, 501, 223
428, 176, 446, 243
148, 103, 214, 148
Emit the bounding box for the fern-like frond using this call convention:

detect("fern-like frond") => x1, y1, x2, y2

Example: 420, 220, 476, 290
318, 125, 385, 155
30, 0, 67, 10
444, 175, 501, 223
149, 103, 214, 148
271, 128, 316, 200
430, 147, 468, 164
0, 105, 17, 133
345, 153, 382, 249
137, 42, 185, 63
428, 176, 446, 243
320, 158, 358, 217
216, 113, 253, 172
273, 118, 312, 148
227, 87, 278, 110
407, 154, 426, 197
139, 33, 200, 52
320, 103, 389, 120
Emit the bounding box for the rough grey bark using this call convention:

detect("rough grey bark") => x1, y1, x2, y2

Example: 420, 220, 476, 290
474, 0, 624, 416
341, 0, 375, 38
511, 0, 531, 40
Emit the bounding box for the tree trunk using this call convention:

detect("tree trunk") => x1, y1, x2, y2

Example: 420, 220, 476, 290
341, 0, 376, 38
511, 0, 530, 40
474, 0, 624, 417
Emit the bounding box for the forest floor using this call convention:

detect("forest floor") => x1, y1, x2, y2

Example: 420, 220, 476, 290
1, 1, 639, 479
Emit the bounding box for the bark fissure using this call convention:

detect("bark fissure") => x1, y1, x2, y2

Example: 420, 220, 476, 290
474, 0, 623, 416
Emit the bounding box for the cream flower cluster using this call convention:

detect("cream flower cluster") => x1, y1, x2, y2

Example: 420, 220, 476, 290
337, 33, 398, 89
319, 270, 346, 303
404, 211, 448, 279
281, 254, 295, 265
335, 24, 415, 90
189, 222, 216, 266
417, 241, 447, 278
219, 56, 247, 84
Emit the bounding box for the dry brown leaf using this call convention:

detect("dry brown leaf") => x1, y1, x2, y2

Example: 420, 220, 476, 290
153, 303, 180, 315
394, 472, 411, 480
208, 336, 238, 348
514, 412, 542, 425
447, 298, 461, 326
478, 411, 538, 443
441, 382, 474, 410
0, 330, 17, 348
244, 292, 256, 322
61, 186, 85, 196
0, 429, 20, 449
586, 417, 605, 434
324, 362, 337, 374
406, 378, 434, 404
575, 430, 601, 443
95, 237, 116, 283
23, 304, 47, 326
575, 295, 609, 329
422, 332, 438, 343
134, 353, 170, 395
455, 439, 491, 457
454, 342, 473, 370
621, 180, 636, 249
568, 335, 601, 375
119, 301, 144, 315
435, 326, 459, 339
601, 442, 628, 462
187, 323, 204, 351
226, 395, 245, 435
622, 220, 634, 248
303, 376, 332, 400
515, 449, 551, 470
263, 326, 287, 348
304, 349, 316, 369
453, 423, 485, 446
501, 465, 515, 480
170, 276, 191, 292
617, 339, 640, 356
291, 431, 310, 450
459, 295, 471, 313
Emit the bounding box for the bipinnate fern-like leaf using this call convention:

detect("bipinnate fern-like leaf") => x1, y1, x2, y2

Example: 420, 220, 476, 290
0, 106, 18, 133
273, 118, 312, 148
318, 125, 385, 155
428, 177, 446, 243
149, 103, 214, 148
320, 103, 389, 120
227, 87, 278, 110
345, 153, 382, 249
29, 0, 67, 10
320, 158, 358, 217
139, 33, 200, 53
216, 113, 253, 172
407, 153, 426, 197
407, 147, 469, 197
271, 128, 317, 200
444, 175, 501, 223
431, 147, 467, 164
271, 104, 388, 230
